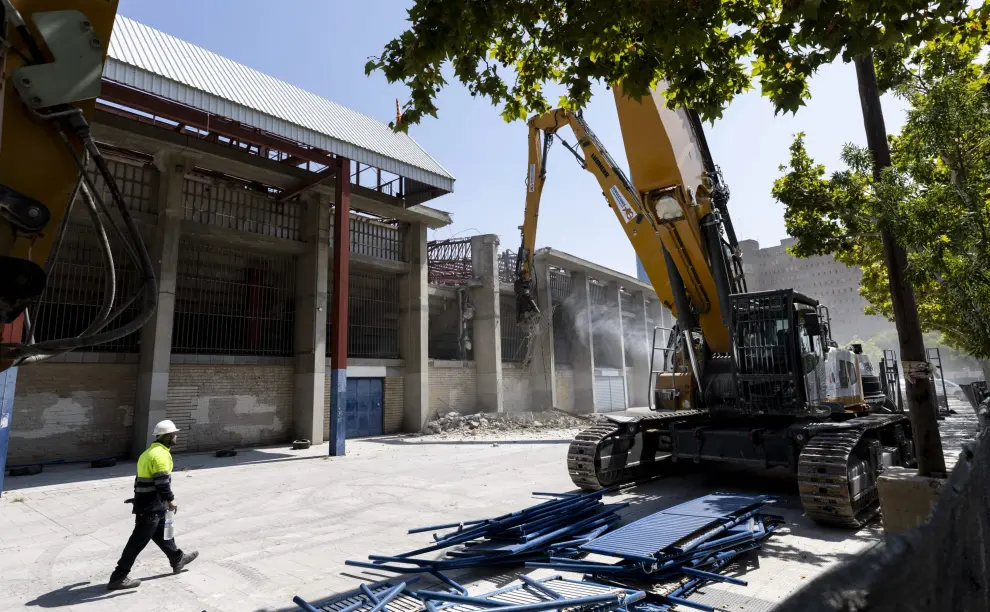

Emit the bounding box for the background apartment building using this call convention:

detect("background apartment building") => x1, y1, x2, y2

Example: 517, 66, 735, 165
636, 237, 891, 344
739, 238, 891, 342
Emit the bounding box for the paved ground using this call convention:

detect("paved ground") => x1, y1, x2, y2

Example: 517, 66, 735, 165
0, 398, 978, 612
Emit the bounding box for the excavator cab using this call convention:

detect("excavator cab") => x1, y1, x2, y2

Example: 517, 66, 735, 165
729, 290, 832, 417
649, 289, 834, 417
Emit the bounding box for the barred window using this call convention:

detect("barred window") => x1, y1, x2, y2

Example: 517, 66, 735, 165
429, 293, 471, 360
500, 294, 529, 363
550, 270, 573, 366
344, 215, 406, 262
87, 158, 157, 214
327, 269, 400, 359
173, 242, 296, 356
183, 177, 301, 241
29, 224, 143, 353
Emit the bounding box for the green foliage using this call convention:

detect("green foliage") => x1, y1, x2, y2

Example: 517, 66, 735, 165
773, 32, 990, 359
367, 0, 972, 131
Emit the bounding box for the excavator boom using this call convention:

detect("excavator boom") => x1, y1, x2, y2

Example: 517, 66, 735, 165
515, 83, 744, 355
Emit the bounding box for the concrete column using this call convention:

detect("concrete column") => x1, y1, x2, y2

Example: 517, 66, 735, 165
570, 271, 595, 413
293, 193, 329, 444
528, 259, 556, 410
626, 291, 652, 408
470, 235, 503, 413
400, 221, 429, 430
132, 152, 193, 458
604, 282, 628, 409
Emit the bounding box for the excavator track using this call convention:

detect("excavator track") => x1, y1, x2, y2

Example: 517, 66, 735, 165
568, 411, 707, 490
797, 414, 912, 528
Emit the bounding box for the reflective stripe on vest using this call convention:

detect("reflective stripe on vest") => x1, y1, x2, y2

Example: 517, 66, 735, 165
134, 442, 173, 493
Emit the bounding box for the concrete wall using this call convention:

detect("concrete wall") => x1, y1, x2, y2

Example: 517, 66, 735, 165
556, 366, 575, 413
502, 364, 532, 413
429, 360, 477, 417
166, 365, 293, 453
7, 364, 137, 464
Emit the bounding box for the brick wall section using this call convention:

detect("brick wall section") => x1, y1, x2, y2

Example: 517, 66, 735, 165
8, 364, 137, 464
383, 377, 404, 434
556, 366, 575, 413
429, 361, 477, 417
167, 365, 293, 453
502, 365, 531, 412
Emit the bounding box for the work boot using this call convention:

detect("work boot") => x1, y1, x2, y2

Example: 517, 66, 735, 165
172, 550, 199, 574
107, 576, 141, 590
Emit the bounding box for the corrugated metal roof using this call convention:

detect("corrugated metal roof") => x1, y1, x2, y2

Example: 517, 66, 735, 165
103, 16, 454, 193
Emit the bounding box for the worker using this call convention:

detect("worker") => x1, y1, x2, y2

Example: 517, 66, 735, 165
107, 420, 199, 590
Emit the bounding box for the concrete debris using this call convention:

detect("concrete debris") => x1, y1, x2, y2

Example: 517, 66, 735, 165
422, 410, 593, 436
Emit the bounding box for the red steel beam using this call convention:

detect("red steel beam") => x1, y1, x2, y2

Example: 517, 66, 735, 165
100, 80, 336, 168
328, 157, 350, 457
277, 165, 337, 203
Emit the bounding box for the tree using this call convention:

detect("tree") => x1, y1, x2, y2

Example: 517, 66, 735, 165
368, 0, 979, 475
369, 0, 971, 131
773, 33, 990, 362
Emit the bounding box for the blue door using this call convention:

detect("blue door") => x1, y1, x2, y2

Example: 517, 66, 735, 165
345, 378, 383, 439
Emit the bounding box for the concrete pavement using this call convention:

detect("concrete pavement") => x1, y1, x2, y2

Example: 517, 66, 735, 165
0, 398, 978, 612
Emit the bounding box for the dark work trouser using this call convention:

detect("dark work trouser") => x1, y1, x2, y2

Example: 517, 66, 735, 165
110, 511, 183, 581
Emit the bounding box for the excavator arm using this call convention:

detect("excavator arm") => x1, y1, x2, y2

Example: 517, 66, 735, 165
0, 0, 157, 372
513, 86, 745, 356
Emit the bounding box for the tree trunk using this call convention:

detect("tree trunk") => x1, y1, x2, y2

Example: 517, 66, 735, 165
981, 361, 990, 385
854, 53, 947, 477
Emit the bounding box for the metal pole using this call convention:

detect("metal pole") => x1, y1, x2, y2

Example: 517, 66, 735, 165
0, 315, 24, 497
329, 157, 351, 457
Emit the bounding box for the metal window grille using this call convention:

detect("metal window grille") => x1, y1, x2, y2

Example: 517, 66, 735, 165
500, 294, 529, 362
28, 223, 143, 352
589, 279, 608, 305
553, 306, 573, 365
588, 279, 620, 367
619, 290, 634, 314
620, 290, 642, 364
183, 177, 302, 240
172, 241, 296, 356
428, 293, 472, 360
336, 214, 406, 262
548, 268, 572, 302
327, 270, 401, 359
549, 269, 573, 365
497, 250, 516, 284
87, 158, 157, 214
427, 238, 473, 285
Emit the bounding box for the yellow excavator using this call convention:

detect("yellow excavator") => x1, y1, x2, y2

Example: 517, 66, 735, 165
513, 84, 916, 528
1, 0, 155, 370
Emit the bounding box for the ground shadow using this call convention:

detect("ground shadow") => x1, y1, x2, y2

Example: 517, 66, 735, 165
24, 572, 184, 609
3, 445, 322, 493
362, 438, 574, 447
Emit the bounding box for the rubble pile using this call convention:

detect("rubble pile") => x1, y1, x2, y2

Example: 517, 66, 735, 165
421, 410, 596, 435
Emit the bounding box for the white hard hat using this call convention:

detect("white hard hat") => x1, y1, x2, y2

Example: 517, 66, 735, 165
153, 420, 180, 436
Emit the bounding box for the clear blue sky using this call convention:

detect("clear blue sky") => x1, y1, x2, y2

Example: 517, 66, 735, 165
118, 0, 908, 277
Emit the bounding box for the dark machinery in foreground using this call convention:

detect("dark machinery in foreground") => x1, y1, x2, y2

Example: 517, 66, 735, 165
513, 82, 915, 528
